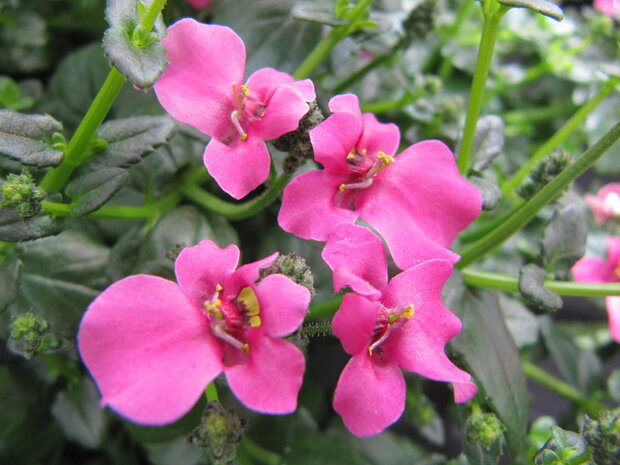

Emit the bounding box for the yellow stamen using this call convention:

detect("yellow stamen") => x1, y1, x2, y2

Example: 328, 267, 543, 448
377, 151, 395, 166
216, 284, 223, 292
346, 152, 356, 160
240, 132, 248, 141
241, 343, 250, 353
402, 305, 415, 320
338, 183, 347, 192
241, 84, 250, 97
205, 299, 223, 318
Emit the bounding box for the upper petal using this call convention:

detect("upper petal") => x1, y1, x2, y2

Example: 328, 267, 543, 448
358, 140, 481, 268
382, 261, 476, 402
246, 68, 315, 103
254, 274, 310, 337
254, 84, 310, 141
78, 275, 223, 425
328, 94, 362, 118
310, 111, 363, 173
333, 353, 406, 437
357, 113, 400, 158
572, 257, 614, 283
175, 240, 240, 309
321, 223, 387, 298
332, 293, 379, 356
225, 335, 305, 414
154, 19, 245, 140
278, 170, 359, 241
203, 136, 271, 200
225, 252, 279, 297
606, 236, 620, 274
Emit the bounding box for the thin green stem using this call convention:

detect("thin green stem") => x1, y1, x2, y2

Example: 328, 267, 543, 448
292, 0, 374, 80
456, 5, 509, 174
299, 322, 333, 337
462, 268, 620, 296
205, 381, 219, 402
306, 295, 343, 321
522, 360, 605, 416
142, 0, 167, 32
457, 119, 620, 268
502, 78, 618, 196
180, 173, 291, 221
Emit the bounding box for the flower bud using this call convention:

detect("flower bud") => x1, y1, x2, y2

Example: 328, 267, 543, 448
9, 312, 60, 359
534, 426, 587, 465
259, 253, 314, 295
517, 151, 572, 201
0, 171, 46, 218
465, 412, 506, 450
582, 409, 620, 465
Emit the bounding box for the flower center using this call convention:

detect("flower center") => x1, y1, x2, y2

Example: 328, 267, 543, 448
229, 83, 266, 143
204, 284, 262, 353
367, 304, 415, 356
338, 150, 395, 193
603, 192, 620, 219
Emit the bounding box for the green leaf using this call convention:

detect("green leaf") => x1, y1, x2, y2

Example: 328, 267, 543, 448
608, 370, 620, 403
498, 294, 539, 348
0, 109, 64, 167
65, 167, 129, 216
51, 378, 107, 449
447, 285, 529, 453
0, 208, 63, 242
213, 0, 324, 74
541, 203, 587, 276
103, 0, 168, 90
0, 76, 35, 111
518, 264, 562, 312
470, 177, 502, 211
0, 11, 49, 73
91, 115, 176, 168
472, 115, 505, 172
497, 0, 564, 21
0, 253, 21, 311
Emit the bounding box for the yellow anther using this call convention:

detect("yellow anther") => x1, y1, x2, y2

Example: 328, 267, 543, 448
377, 152, 394, 165
237, 287, 260, 315
240, 132, 248, 141
402, 305, 415, 320
241, 343, 250, 353
346, 152, 356, 160
241, 85, 250, 97
338, 183, 347, 192
361, 149, 367, 155
205, 299, 223, 316
249, 315, 262, 327
215, 284, 223, 292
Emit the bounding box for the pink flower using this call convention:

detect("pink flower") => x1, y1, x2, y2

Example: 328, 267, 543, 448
187, 0, 212, 8
594, 0, 620, 16
278, 94, 481, 270
572, 236, 620, 343
322, 223, 477, 436
585, 183, 620, 224
78, 241, 311, 424
154, 19, 315, 199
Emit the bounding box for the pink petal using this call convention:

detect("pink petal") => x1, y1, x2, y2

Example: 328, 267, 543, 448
187, 0, 212, 8
357, 113, 400, 157
175, 241, 240, 309
383, 261, 476, 401
333, 353, 406, 436
254, 274, 310, 337
78, 275, 223, 425
203, 136, 271, 200
310, 111, 363, 173
278, 170, 359, 241
225, 253, 279, 297
245, 68, 315, 103
154, 19, 245, 141
606, 296, 620, 343
572, 257, 614, 283
322, 223, 387, 298
606, 237, 620, 272
358, 140, 481, 269
254, 84, 310, 141
328, 94, 362, 118
332, 293, 379, 356
225, 335, 305, 414
594, 0, 620, 16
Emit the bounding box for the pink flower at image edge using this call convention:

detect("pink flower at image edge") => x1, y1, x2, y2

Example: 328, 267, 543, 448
594, 0, 620, 16
154, 19, 315, 199
323, 224, 476, 436
78, 240, 311, 424
585, 183, 620, 224
572, 236, 620, 343
187, 0, 212, 8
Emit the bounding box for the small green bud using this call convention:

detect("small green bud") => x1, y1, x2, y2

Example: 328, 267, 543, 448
259, 253, 315, 296
0, 171, 46, 218
517, 151, 572, 201
50, 132, 67, 152
534, 426, 588, 465
466, 412, 506, 450
403, 0, 436, 43
582, 409, 620, 465
9, 312, 60, 359
187, 401, 246, 465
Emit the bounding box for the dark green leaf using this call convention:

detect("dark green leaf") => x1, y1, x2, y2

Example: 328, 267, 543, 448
498, 294, 539, 348
0, 11, 49, 73
0, 109, 63, 167
0, 76, 35, 111
447, 284, 528, 453
497, 0, 563, 21
292, 2, 348, 26
103, 0, 167, 90
0, 253, 21, 312
541, 203, 587, 276
91, 115, 176, 168
518, 264, 562, 312
463, 413, 505, 465
281, 430, 368, 465
0, 208, 63, 242
213, 0, 324, 74
66, 167, 129, 216
470, 177, 502, 211
51, 378, 106, 449
608, 370, 620, 403
472, 115, 505, 172
143, 438, 203, 465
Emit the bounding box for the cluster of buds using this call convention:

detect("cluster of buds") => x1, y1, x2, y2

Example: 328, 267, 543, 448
0, 171, 46, 217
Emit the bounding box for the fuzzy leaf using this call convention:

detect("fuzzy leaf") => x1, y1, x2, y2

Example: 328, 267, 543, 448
0, 254, 21, 311
470, 177, 502, 211
541, 203, 587, 275
498, 294, 539, 348
518, 264, 562, 312
103, 0, 168, 90
472, 115, 505, 172
0, 208, 63, 242
447, 284, 528, 453
0, 110, 64, 167
91, 115, 176, 168
65, 167, 129, 216
497, 0, 564, 21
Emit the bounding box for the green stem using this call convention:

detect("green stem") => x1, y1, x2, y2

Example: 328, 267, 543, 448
521, 360, 604, 416
238, 441, 280, 465
462, 268, 620, 296
205, 381, 219, 402
39, 0, 169, 193
292, 0, 374, 80
180, 173, 291, 221
299, 322, 333, 337
457, 119, 620, 268
502, 78, 618, 196
456, 4, 509, 174
306, 295, 343, 321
